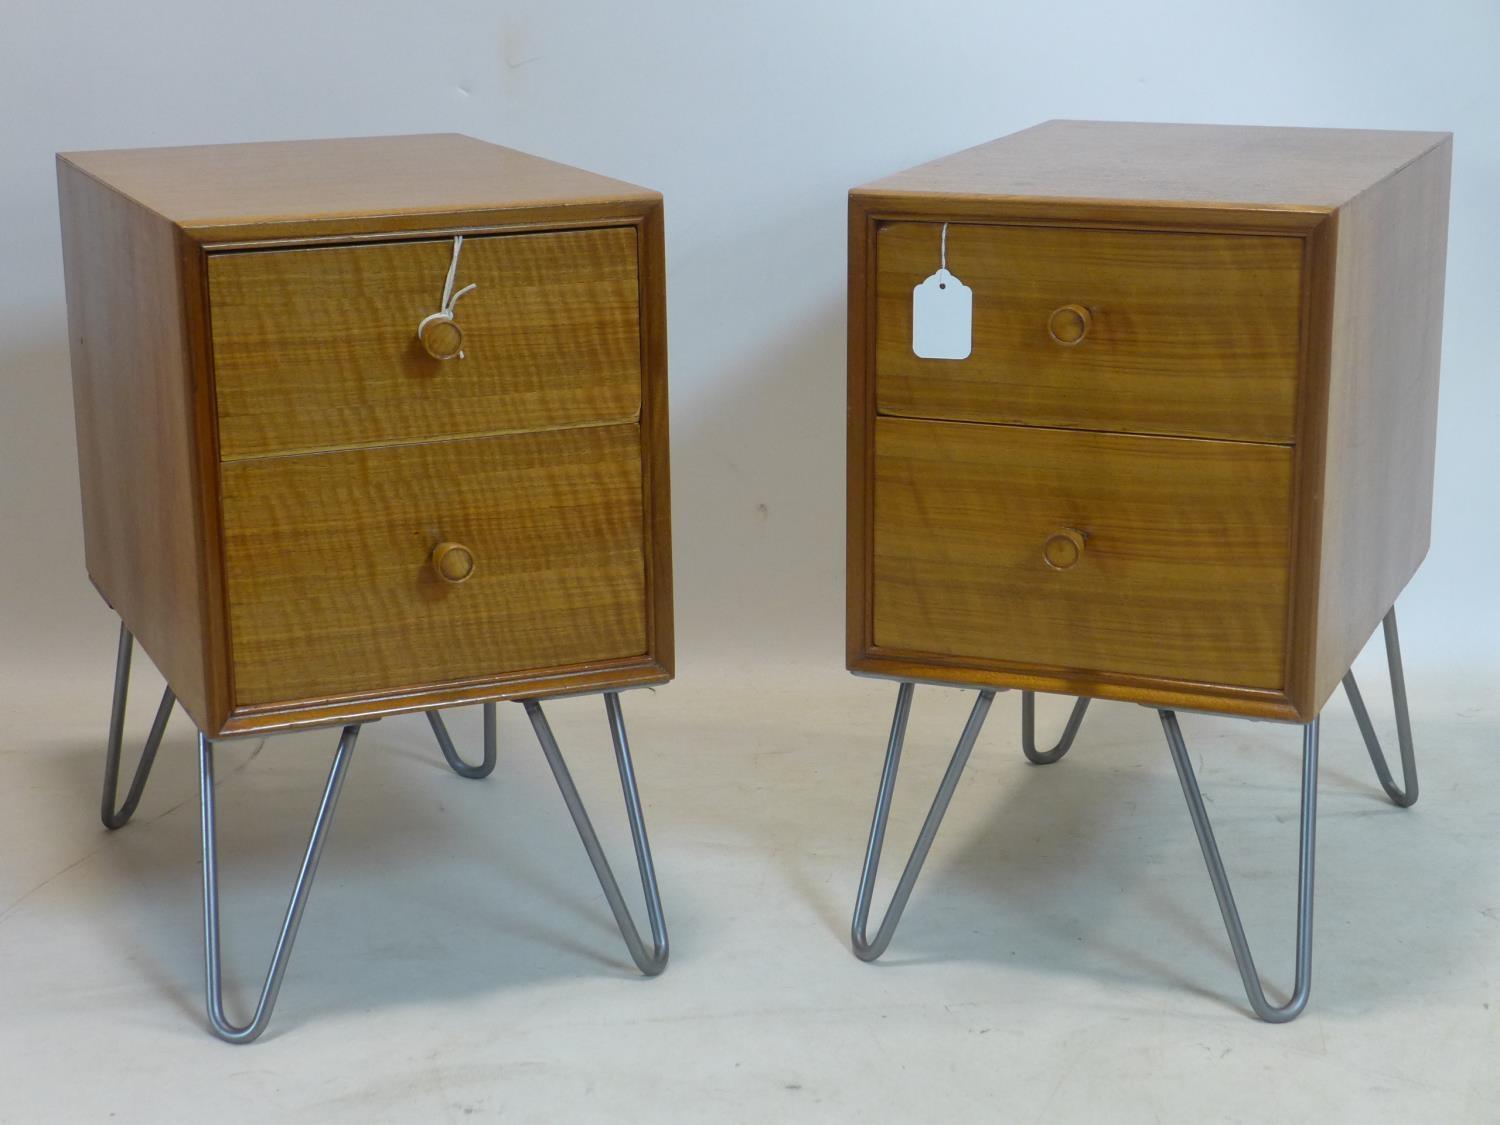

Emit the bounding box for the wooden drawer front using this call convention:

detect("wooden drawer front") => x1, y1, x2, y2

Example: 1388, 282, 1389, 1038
871, 417, 1293, 689
874, 222, 1304, 443
221, 424, 647, 707
209, 226, 642, 459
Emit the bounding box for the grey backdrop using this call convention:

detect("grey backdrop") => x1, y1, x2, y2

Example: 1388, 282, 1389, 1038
3, 0, 1496, 700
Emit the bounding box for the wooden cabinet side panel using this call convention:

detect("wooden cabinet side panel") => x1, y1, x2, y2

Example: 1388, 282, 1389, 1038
846, 197, 876, 667
638, 199, 675, 678
1311, 140, 1452, 707
57, 160, 213, 725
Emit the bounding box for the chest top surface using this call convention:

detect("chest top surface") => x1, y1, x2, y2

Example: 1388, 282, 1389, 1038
855, 119, 1449, 212
59, 134, 658, 236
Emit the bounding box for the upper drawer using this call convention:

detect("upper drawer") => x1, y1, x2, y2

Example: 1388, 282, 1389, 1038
874, 222, 1304, 443
208, 226, 642, 459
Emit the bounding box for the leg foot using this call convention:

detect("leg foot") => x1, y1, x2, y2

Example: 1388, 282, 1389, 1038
426, 703, 498, 779
200, 724, 360, 1044
852, 682, 994, 961
1342, 607, 1418, 807
1021, 692, 1091, 765
101, 624, 175, 829
1161, 709, 1317, 1023
524, 693, 668, 976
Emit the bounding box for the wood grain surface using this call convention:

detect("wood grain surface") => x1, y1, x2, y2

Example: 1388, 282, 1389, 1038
875, 221, 1304, 443
871, 417, 1294, 689
209, 226, 641, 458
636, 198, 675, 685
849, 122, 1452, 722
58, 134, 657, 232
1300, 137, 1453, 712
220, 424, 648, 708
57, 158, 218, 727
60, 135, 675, 735
857, 120, 1450, 212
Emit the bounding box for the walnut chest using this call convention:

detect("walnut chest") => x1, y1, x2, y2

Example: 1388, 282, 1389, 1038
846, 120, 1451, 721
59, 135, 672, 737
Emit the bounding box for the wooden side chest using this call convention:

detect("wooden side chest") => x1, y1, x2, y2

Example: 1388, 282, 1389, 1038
844, 120, 1452, 1023
847, 120, 1451, 722
60, 135, 675, 1042
58, 134, 672, 738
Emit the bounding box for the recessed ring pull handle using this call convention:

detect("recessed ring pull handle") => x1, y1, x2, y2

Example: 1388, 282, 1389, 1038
417, 235, 477, 361
1042, 527, 1086, 570
418, 314, 465, 361
1047, 304, 1092, 346
431, 541, 476, 584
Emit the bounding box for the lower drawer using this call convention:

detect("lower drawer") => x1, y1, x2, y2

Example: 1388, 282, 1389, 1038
871, 417, 1294, 689
220, 423, 647, 707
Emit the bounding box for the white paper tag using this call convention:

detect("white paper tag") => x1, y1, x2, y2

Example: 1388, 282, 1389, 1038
912, 268, 972, 360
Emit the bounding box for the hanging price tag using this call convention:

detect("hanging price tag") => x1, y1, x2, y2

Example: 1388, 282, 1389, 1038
911, 223, 971, 360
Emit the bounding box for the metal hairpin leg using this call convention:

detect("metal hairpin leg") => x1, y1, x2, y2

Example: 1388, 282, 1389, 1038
1342, 607, 1418, 807
1161, 709, 1318, 1022
100, 624, 176, 829
852, 682, 995, 960
524, 693, 668, 975
426, 703, 498, 779
200, 724, 360, 1044
1021, 691, 1092, 765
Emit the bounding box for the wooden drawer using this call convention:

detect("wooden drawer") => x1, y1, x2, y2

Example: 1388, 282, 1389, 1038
871, 417, 1293, 689
221, 423, 647, 708
209, 226, 642, 459
874, 222, 1304, 443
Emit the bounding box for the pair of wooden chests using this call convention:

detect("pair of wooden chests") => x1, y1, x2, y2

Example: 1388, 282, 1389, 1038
57, 121, 1450, 1038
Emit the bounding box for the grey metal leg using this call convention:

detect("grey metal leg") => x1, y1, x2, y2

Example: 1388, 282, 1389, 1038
200, 724, 360, 1044
1342, 607, 1418, 808
426, 703, 498, 779
1021, 691, 1091, 765
852, 682, 995, 961
524, 693, 669, 976
1161, 709, 1318, 1023
101, 623, 176, 829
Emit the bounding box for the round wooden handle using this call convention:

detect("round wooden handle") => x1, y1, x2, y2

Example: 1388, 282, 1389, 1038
1042, 528, 1086, 571
418, 315, 465, 361
1047, 304, 1092, 346
431, 541, 476, 584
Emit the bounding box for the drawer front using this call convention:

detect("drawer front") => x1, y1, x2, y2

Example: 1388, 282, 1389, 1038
209, 226, 642, 459
874, 222, 1304, 443
871, 417, 1293, 689
221, 424, 647, 707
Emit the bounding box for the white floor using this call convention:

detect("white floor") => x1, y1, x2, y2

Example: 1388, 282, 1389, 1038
2, 654, 1497, 1123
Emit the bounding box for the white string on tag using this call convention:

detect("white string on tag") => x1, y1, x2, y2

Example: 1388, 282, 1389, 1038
438, 234, 478, 314
941, 221, 948, 272
416, 235, 478, 359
